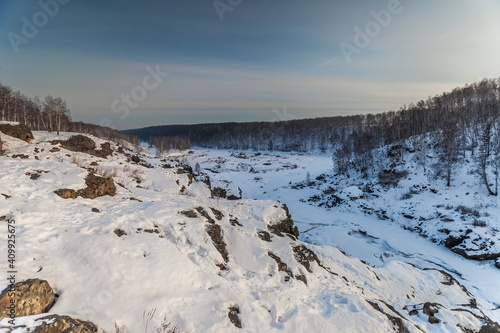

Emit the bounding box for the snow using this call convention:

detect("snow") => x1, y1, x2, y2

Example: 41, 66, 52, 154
0, 132, 499, 332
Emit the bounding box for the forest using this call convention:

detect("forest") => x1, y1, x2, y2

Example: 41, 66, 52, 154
0, 83, 139, 145
3, 77, 500, 192
127, 77, 500, 191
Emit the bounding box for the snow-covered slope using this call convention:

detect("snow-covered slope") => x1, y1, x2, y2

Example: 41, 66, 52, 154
0, 132, 499, 332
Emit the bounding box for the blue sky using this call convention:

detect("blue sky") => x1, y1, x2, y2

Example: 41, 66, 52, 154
1, 0, 500, 129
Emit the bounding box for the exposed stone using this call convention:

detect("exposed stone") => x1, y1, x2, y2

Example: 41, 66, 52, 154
293, 245, 320, 273
77, 174, 116, 199
62, 135, 96, 152
94, 142, 113, 158
445, 235, 466, 249
210, 207, 224, 220
55, 174, 116, 200
366, 301, 406, 333
11, 154, 29, 159
91, 208, 100, 213
196, 207, 215, 224
257, 230, 271, 242
0, 279, 55, 319
54, 188, 78, 199
423, 302, 440, 316
114, 228, 127, 237
229, 217, 242, 227
181, 210, 198, 218
49, 147, 60, 153
31, 314, 98, 333
268, 252, 294, 282
268, 204, 299, 238
211, 187, 227, 199
0, 123, 34, 142
206, 223, 229, 263
228, 306, 242, 329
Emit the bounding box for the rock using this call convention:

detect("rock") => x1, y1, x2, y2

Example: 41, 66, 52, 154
114, 228, 127, 237
206, 223, 229, 263
212, 187, 227, 199
55, 174, 116, 200
49, 147, 60, 153
31, 314, 98, 333
11, 154, 29, 159
268, 204, 299, 238
131, 155, 141, 163
62, 135, 96, 152
257, 230, 271, 242
445, 235, 466, 248
495, 258, 500, 270
0, 279, 55, 319
94, 142, 113, 158
228, 306, 242, 329
210, 207, 224, 220
0, 123, 34, 142
423, 302, 440, 316
293, 245, 321, 273
181, 210, 197, 218
77, 174, 116, 199
54, 188, 78, 199
91, 208, 100, 213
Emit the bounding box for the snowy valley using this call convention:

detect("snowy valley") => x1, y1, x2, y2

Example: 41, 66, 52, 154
0, 126, 499, 332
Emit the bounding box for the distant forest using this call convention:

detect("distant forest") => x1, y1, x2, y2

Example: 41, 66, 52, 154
128, 77, 500, 191
0, 83, 139, 145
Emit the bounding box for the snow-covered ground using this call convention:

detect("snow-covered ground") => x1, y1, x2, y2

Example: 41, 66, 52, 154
0, 132, 499, 332
186, 149, 500, 322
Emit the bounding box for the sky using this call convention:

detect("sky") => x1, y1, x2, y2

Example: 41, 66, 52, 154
1, 0, 500, 130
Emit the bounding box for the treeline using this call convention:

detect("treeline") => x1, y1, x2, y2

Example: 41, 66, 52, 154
127, 78, 500, 159
334, 77, 500, 193
125, 116, 370, 152
150, 136, 191, 156
127, 77, 500, 192
0, 83, 139, 145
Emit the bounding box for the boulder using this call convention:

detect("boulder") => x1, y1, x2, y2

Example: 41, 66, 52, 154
0, 123, 34, 142
268, 204, 299, 238
55, 174, 116, 200
0, 279, 55, 319
61, 135, 96, 152
6, 315, 98, 333
77, 174, 116, 199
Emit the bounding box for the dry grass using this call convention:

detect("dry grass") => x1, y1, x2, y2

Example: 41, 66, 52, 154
141, 309, 187, 333
70, 154, 85, 167
123, 164, 144, 182
95, 166, 119, 178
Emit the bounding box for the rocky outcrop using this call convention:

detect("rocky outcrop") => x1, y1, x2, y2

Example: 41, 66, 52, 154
228, 306, 242, 329
77, 173, 116, 199
55, 173, 116, 199
61, 135, 96, 152
52, 135, 113, 158
0, 123, 34, 142
268, 204, 299, 239
0, 279, 55, 319
4, 315, 98, 333
31, 315, 98, 333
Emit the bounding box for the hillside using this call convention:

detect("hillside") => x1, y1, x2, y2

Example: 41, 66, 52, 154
1, 128, 499, 332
